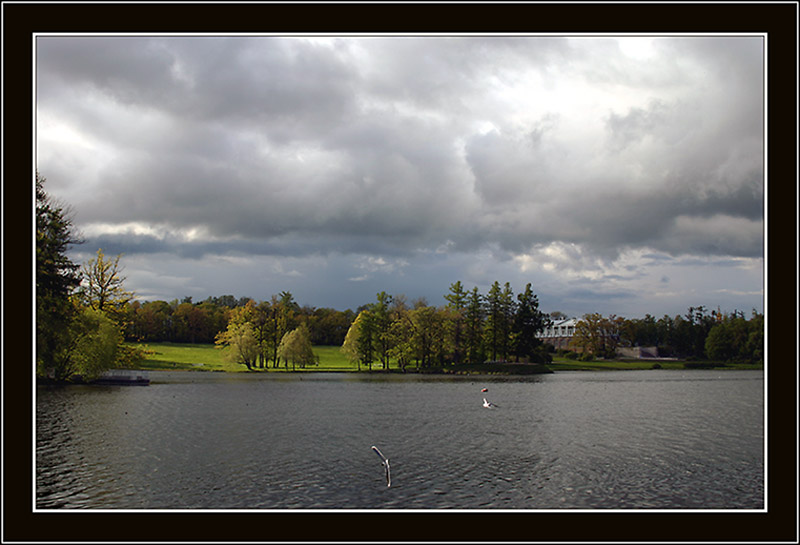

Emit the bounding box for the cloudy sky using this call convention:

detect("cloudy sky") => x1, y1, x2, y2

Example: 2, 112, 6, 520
35, 35, 764, 318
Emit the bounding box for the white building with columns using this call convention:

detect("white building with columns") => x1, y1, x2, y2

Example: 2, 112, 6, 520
536, 318, 579, 350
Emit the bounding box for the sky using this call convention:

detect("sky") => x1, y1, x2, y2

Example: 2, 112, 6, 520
35, 35, 765, 318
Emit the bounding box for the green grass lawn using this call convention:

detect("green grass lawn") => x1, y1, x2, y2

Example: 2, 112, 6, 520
546, 358, 683, 371
312, 345, 359, 370
131, 342, 359, 372
132, 342, 240, 372
130, 343, 761, 373
546, 356, 762, 371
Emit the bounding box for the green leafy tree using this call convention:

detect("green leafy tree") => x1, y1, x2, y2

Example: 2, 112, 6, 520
409, 304, 445, 368
387, 304, 415, 372
341, 310, 376, 370
215, 321, 259, 370
40, 303, 141, 382
307, 307, 355, 346
705, 310, 763, 364
746, 311, 764, 364
70, 307, 127, 381
251, 300, 275, 368
130, 300, 173, 342
36, 173, 82, 379
704, 320, 736, 362
79, 248, 134, 322
271, 292, 299, 367
686, 306, 715, 359
572, 313, 623, 358
277, 323, 318, 370
572, 313, 606, 355
619, 314, 660, 347
263, 296, 283, 368
372, 292, 394, 369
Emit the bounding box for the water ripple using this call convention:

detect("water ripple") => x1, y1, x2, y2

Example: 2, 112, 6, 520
37, 370, 764, 509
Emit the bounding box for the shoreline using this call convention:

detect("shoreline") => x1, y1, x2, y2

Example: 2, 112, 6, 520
36, 361, 763, 386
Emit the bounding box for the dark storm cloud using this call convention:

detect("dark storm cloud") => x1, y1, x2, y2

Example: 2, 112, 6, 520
39, 36, 763, 260
37, 35, 764, 313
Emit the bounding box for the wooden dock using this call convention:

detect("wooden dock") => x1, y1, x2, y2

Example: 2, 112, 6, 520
91, 369, 150, 386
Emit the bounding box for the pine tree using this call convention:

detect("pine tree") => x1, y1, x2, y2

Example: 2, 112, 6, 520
464, 287, 484, 363
444, 281, 468, 364
483, 281, 503, 362
498, 282, 516, 360
36, 173, 82, 379
514, 283, 550, 362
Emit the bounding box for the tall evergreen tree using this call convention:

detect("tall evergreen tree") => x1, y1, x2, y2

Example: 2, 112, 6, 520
444, 281, 468, 364
372, 291, 394, 369
464, 286, 484, 363
498, 282, 516, 360
36, 173, 82, 379
483, 281, 503, 362
356, 310, 377, 370
514, 283, 550, 362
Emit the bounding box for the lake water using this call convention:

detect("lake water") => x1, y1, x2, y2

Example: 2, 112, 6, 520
36, 369, 764, 510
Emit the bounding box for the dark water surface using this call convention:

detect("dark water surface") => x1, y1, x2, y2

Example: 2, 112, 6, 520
36, 370, 764, 510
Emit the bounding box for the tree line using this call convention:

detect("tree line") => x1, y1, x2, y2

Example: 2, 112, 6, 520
340, 281, 552, 371
562, 306, 763, 364
210, 293, 355, 370
123, 296, 354, 347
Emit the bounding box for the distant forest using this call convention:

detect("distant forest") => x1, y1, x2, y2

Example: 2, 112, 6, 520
123, 290, 763, 368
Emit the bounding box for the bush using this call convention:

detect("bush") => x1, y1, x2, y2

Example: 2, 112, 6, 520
71, 307, 125, 381
580, 352, 595, 362
530, 345, 553, 364
564, 351, 579, 360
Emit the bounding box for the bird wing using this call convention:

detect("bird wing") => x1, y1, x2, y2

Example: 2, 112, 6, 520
372, 446, 391, 487
371, 445, 387, 463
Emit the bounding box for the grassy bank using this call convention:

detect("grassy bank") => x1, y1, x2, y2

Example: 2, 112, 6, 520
133, 342, 238, 372
130, 343, 762, 374
131, 343, 552, 374
546, 356, 762, 371
132, 342, 358, 372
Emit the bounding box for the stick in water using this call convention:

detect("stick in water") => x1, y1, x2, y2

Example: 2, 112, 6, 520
371, 445, 391, 487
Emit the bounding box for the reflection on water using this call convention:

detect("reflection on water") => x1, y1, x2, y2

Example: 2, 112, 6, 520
36, 370, 764, 509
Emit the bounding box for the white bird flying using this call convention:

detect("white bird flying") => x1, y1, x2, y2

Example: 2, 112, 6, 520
371, 445, 391, 487
483, 397, 498, 409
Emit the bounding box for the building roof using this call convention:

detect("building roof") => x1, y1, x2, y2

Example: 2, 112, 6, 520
549, 318, 579, 327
